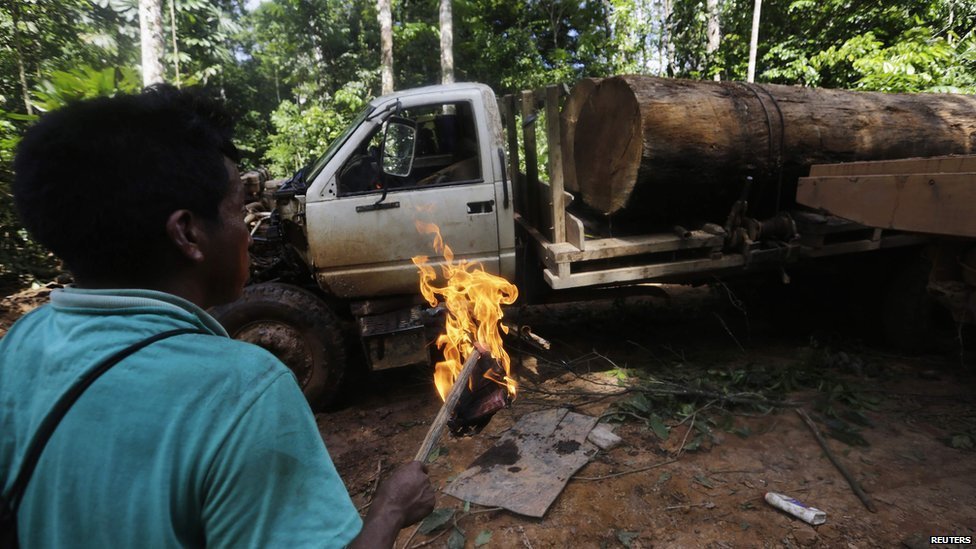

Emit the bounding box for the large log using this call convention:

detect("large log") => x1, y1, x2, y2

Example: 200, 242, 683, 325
572, 75, 976, 229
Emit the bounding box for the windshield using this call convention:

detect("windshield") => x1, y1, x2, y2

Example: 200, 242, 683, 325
304, 105, 375, 184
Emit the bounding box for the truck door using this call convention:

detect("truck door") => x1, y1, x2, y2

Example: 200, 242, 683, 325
304, 99, 502, 298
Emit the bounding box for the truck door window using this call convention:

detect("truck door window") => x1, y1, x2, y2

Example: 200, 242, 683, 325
337, 101, 481, 196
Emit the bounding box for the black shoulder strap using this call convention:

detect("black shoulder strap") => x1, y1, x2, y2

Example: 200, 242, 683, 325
3, 327, 206, 511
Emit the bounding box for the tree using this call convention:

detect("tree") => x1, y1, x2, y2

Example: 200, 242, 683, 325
706, 0, 722, 80
139, 0, 165, 86
439, 0, 454, 84
454, 0, 613, 92
8, 0, 31, 114
378, 0, 393, 94
747, 0, 761, 82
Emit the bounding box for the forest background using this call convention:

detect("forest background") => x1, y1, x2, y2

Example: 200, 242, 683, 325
0, 0, 974, 293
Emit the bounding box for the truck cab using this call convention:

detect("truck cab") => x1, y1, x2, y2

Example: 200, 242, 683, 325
293, 83, 515, 298
215, 84, 518, 409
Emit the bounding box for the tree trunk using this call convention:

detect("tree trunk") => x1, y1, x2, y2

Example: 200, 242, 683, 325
10, 0, 32, 115
572, 75, 976, 229
706, 0, 721, 81
378, 0, 394, 94
439, 0, 454, 85
139, 0, 166, 87
168, 0, 180, 87
659, 0, 673, 76
747, 0, 761, 83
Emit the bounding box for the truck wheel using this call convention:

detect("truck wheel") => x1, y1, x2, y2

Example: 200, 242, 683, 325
210, 283, 346, 410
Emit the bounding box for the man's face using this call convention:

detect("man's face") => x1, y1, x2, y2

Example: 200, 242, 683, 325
203, 157, 251, 308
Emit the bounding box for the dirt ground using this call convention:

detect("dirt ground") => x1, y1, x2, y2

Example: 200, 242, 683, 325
321, 288, 976, 549
3, 284, 975, 548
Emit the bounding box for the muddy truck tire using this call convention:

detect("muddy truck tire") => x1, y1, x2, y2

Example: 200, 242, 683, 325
210, 282, 346, 410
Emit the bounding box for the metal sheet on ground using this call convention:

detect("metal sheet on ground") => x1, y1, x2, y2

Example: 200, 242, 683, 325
444, 408, 599, 518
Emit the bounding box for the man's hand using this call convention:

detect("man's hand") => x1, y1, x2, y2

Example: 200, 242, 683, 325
348, 461, 436, 549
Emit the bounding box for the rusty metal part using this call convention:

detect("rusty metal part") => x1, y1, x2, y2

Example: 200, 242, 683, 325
757, 212, 798, 241
357, 306, 429, 371
503, 323, 551, 350
448, 353, 511, 436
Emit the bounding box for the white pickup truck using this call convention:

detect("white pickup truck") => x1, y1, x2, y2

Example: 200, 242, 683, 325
213, 81, 930, 409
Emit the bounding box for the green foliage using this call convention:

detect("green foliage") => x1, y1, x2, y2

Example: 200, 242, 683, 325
717, 0, 976, 92
265, 79, 372, 176
31, 65, 141, 112
0, 107, 59, 293
607, 345, 887, 451
454, 0, 615, 93
417, 508, 455, 534
473, 529, 492, 547
0, 63, 140, 294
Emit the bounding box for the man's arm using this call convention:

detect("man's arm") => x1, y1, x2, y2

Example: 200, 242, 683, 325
349, 461, 436, 549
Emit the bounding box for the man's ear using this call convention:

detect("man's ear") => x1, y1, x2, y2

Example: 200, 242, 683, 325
165, 209, 206, 263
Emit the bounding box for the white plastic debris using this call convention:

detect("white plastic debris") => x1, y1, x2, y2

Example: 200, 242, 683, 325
587, 424, 622, 451
764, 492, 826, 525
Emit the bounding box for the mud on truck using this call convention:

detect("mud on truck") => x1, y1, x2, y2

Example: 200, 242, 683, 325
211, 78, 976, 409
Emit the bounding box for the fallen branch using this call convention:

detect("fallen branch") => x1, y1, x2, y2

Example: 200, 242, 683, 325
665, 501, 715, 511
573, 458, 677, 481
674, 413, 697, 457
713, 311, 745, 353
795, 408, 877, 513
521, 384, 794, 408
356, 458, 384, 512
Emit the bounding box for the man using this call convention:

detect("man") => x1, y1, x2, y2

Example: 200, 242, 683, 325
0, 85, 434, 547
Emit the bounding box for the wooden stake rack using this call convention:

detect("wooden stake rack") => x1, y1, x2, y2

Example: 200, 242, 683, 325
496, 86, 930, 291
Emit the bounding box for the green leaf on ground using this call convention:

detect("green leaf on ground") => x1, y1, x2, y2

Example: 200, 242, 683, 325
624, 393, 652, 413
949, 433, 974, 449
427, 446, 443, 463
648, 414, 670, 440
656, 472, 672, 486
474, 529, 493, 546
827, 426, 869, 447
447, 528, 466, 549
616, 530, 639, 547
684, 434, 704, 452
418, 508, 455, 534
693, 473, 715, 489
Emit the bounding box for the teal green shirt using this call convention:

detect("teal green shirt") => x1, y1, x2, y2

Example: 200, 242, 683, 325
0, 288, 362, 547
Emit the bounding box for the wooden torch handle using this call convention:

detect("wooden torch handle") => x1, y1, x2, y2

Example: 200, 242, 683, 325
414, 348, 484, 462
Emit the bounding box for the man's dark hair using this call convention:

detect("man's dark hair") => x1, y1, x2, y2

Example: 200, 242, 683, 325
13, 84, 240, 282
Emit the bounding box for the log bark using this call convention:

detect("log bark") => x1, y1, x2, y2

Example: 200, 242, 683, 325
573, 75, 976, 229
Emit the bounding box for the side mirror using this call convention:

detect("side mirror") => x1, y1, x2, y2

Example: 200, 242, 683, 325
382, 116, 417, 177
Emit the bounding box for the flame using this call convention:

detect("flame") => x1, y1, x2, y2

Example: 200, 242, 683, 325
412, 221, 519, 401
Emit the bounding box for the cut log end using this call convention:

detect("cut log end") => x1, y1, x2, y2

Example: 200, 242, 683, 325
574, 77, 643, 215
